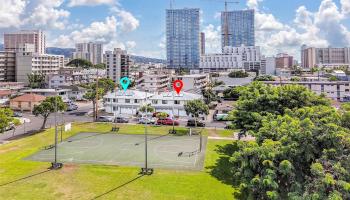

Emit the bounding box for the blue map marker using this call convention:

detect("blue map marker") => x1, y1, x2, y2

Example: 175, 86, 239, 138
120, 77, 131, 91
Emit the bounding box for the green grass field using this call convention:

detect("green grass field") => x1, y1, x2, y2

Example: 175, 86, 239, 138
0, 123, 237, 200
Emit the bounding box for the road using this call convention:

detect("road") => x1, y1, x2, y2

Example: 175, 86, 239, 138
0, 102, 227, 143
0, 102, 93, 143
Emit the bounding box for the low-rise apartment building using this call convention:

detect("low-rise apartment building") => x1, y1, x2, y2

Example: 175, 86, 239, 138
135, 71, 171, 92
264, 81, 350, 101
176, 74, 209, 93
103, 90, 203, 117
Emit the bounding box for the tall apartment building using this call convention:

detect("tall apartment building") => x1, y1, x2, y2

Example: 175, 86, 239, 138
0, 51, 16, 81
275, 53, 293, 68
200, 32, 205, 55
73, 42, 103, 65
16, 52, 64, 84
105, 48, 130, 83
301, 45, 350, 68
200, 46, 261, 72
166, 8, 200, 69
4, 30, 46, 54
221, 9, 255, 49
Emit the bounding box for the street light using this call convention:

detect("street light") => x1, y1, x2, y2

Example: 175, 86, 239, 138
51, 89, 63, 170
140, 93, 153, 175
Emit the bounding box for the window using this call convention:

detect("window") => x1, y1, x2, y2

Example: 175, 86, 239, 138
125, 99, 130, 103
162, 100, 167, 104
174, 100, 180, 105
113, 99, 116, 103
152, 100, 158, 104
134, 99, 139, 103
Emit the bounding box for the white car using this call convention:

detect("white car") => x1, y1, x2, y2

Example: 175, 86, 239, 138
138, 117, 156, 124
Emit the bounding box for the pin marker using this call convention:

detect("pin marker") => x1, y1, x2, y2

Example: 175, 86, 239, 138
173, 80, 184, 94
120, 77, 131, 91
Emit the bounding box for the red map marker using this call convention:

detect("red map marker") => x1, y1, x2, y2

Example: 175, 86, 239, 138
173, 80, 184, 94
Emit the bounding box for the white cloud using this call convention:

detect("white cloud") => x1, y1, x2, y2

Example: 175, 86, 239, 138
0, 0, 26, 28
126, 41, 136, 49
25, 4, 70, 30
110, 7, 140, 32
203, 24, 221, 53
52, 16, 118, 47
246, 0, 350, 60
0, 0, 70, 30
68, 0, 115, 7
341, 0, 350, 15
247, 0, 263, 10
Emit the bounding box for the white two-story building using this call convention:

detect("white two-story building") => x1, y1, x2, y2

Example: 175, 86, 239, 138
103, 90, 203, 117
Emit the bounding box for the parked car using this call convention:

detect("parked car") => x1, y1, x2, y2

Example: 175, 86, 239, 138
187, 119, 205, 127
13, 112, 23, 117
97, 116, 114, 122
66, 104, 78, 111
214, 113, 229, 121
114, 117, 129, 123
157, 118, 179, 126
138, 117, 156, 124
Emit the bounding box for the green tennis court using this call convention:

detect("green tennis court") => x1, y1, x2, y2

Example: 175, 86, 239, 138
26, 132, 207, 171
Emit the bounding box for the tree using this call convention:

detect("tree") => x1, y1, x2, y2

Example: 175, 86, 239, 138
230, 82, 330, 132
0, 108, 14, 133
27, 73, 46, 89
254, 75, 275, 81
83, 78, 115, 120
290, 76, 301, 82
184, 99, 209, 127
223, 86, 244, 100
66, 58, 93, 68
228, 70, 249, 78
139, 104, 155, 114
156, 112, 168, 119
227, 105, 350, 199
202, 88, 218, 104
33, 96, 66, 130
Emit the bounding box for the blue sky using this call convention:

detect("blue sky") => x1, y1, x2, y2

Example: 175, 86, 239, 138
0, 0, 350, 60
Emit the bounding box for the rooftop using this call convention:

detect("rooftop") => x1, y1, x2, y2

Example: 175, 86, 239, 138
11, 93, 46, 102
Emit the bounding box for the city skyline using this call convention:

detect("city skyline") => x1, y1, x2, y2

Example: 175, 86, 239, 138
0, 0, 349, 60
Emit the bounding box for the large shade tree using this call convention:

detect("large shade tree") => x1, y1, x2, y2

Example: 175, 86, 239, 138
33, 96, 66, 129
229, 82, 330, 132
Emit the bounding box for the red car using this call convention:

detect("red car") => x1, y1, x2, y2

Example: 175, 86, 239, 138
156, 118, 179, 126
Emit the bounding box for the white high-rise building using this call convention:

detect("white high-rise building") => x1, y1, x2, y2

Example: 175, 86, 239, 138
73, 42, 103, 65
105, 48, 130, 83
4, 30, 46, 54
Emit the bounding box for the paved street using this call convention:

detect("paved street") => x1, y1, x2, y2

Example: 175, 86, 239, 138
0, 101, 227, 143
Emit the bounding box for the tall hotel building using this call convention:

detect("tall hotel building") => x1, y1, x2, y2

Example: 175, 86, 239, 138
4, 30, 46, 54
166, 8, 200, 69
221, 9, 255, 49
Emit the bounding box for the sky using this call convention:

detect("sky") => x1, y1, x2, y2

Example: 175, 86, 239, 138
0, 0, 350, 60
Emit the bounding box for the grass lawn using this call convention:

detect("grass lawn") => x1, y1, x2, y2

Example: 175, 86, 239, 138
0, 123, 236, 200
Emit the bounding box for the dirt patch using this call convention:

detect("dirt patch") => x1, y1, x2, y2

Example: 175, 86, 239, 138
62, 164, 79, 173
207, 129, 219, 137
0, 146, 19, 154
